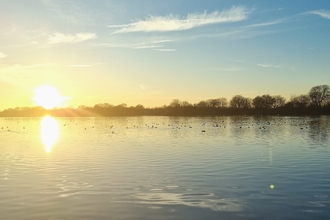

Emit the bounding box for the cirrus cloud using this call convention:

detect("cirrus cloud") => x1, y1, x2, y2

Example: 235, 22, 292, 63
257, 64, 281, 68
48, 32, 97, 44
108, 6, 249, 33
153, 48, 176, 52
308, 10, 330, 19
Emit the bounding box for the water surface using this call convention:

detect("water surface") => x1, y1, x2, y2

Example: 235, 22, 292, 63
1, 116, 330, 219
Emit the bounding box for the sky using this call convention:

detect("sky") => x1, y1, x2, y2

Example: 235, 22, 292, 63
0, 0, 330, 109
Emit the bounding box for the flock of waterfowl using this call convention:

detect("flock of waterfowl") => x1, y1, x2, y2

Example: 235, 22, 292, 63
0, 117, 317, 133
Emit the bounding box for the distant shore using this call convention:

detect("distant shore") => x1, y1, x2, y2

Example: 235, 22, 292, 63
0, 105, 329, 117
2, 84, 330, 117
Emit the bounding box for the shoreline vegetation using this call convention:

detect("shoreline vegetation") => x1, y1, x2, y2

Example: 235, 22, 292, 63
1, 85, 330, 117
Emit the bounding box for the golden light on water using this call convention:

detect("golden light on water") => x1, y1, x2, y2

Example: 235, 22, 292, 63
33, 85, 67, 109
40, 116, 59, 152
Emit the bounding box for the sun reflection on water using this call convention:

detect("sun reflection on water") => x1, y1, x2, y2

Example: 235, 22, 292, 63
40, 116, 59, 152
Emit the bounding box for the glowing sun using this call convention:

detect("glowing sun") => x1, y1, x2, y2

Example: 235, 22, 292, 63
33, 85, 67, 109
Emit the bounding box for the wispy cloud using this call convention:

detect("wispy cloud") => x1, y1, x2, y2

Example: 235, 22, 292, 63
134, 45, 163, 49
108, 6, 249, 33
133, 39, 176, 49
246, 19, 284, 28
0, 52, 7, 58
257, 64, 281, 68
93, 37, 176, 51
308, 10, 330, 19
153, 49, 176, 52
48, 32, 97, 44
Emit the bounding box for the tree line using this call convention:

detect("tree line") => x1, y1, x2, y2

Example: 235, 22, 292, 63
1, 85, 329, 117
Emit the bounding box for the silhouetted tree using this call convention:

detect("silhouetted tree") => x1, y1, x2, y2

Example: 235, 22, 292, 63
2, 84, 330, 117
252, 96, 264, 109
272, 95, 286, 108
207, 99, 220, 107
290, 95, 310, 108
262, 95, 275, 109
181, 101, 192, 107
253, 95, 276, 109
309, 85, 330, 107
206, 98, 228, 108
196, 100, 208, 107
94, 103, 113, 108
135, 104, 144, 109
169, 99, 181, 107
218, 97, 228, 107
230, 95, 252, 108
116, 103, 127, 108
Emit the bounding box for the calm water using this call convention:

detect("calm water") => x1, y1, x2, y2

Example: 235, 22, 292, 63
0, 116, 330, 220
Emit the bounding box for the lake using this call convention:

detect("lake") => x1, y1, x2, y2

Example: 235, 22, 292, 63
0, 116, 330, 220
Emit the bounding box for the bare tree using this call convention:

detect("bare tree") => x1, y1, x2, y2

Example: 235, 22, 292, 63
244, 97, 252, 109
94, 103, 113, 108
272, 95, 286, 108
169, 99, 181, 107
196, 100, 208, 107
230, 95, 252, 108
290, 95, 310, 108
262, 95, 275, 109
116, 103, 127, 108
218, 98, 228, 107
309, 85, 330, 107
206, 98, 228, 108
181, 101, 192, 107
207, 99, 220, 107
253, 95, 277, 109
252, 96, 264, 108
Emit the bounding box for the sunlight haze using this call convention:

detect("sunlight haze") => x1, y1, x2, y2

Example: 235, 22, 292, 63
33, 85, 67, 109
0, 0, 329, 109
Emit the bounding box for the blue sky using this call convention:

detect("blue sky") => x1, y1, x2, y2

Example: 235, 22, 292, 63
0, 0, 329, 109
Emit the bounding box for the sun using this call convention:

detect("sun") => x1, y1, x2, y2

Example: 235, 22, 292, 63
33, 85, 67, 109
